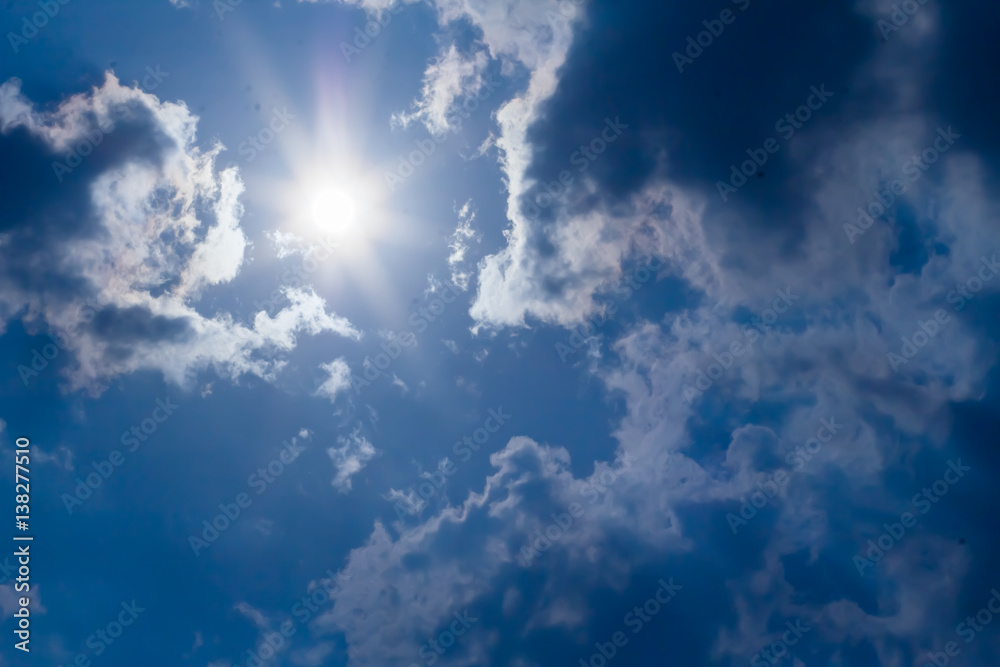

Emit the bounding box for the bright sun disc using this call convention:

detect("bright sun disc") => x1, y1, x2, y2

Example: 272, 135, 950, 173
309, 188, 356, 233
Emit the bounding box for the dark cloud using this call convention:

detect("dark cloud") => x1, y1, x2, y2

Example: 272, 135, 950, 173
89, 304, 193, 344
524, 0, 877, 232
0, 101, 172, 304
0, 74, 358, 392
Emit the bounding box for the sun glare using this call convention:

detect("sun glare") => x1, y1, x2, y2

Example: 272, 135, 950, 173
279, 170, 373, 247
309, 187, 356, 234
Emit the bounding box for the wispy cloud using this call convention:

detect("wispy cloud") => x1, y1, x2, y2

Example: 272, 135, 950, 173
328, 429, 377, 493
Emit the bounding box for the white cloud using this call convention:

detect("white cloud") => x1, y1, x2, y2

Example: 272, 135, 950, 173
311, 435, 648, 664
234, 601, 269, 631
31, 445, 74, 471
291, 642, 336, 667
392, 45, 490, 135
0, 73, 362, 395
0, 584, 45, 618
315, 358, 353, 402
252, 288, 360, 348
298, 0, 587, 329
448, 200, 479, 291
179, 167, 248, 294
419, 0, 608, 329
298, 0, 421, 15
328, 429, 377, 493
471, 183, 719, 329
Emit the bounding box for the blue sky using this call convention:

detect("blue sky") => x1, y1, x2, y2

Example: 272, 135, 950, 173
1, 0, 1000, 665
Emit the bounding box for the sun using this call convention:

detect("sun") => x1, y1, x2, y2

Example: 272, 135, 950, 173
308, 187, 357, 235
280, 170, 371, 247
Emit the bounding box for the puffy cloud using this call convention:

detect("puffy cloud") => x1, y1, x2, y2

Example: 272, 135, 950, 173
251, 289, 360, 349
0, 73, 359, 394
472, 182, 718, 328
315, 357, 353, 402
308, 435, 664, 664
